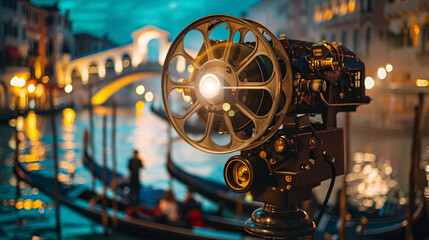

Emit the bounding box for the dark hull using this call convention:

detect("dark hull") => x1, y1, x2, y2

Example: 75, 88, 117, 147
82, 151, 246, 232
14, 163, 251, 240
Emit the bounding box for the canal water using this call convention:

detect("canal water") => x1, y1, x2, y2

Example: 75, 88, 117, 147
0, 96, 428, 239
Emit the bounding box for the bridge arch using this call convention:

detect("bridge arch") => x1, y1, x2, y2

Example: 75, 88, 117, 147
91, 72, 160, 106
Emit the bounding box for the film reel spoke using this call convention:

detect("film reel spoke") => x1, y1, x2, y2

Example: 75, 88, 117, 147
195, 22, 215, 60
235, 102, 265, 134
173, 39, 200, 69
221, 22, 238, 62
198, 111, 215, 144
162, 15, 283, 153
165, 73, 194, 94
238, 73, 277, 95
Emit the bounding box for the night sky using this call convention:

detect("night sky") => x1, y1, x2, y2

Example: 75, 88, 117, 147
31, 0, 261, 45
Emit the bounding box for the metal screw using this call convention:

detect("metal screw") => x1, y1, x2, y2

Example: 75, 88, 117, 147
225, 66, 232, 73
286, 185, 292, 190
285, 175, 292, 182
269, 158, 276, 165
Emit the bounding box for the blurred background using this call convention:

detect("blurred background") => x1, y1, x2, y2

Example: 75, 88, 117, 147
0, 0, 428, 239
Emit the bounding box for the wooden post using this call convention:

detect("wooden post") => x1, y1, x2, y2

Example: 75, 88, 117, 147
88, 84, 96, 191
406, 93, 425, 240
111, 100, 118, 230
49, 87, 62, 240
14, 97, 21, 201
102, 115, 109, 234
339, 112, 350, 240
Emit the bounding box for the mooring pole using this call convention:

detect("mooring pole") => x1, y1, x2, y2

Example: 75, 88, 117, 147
14, 97, 21, 201
88, 84, 95, 191
406, 93, 425, 240
111, 100, 118, 230
49, 87, 62, 240
102, 115, 109, 234
339, 112, 350, 240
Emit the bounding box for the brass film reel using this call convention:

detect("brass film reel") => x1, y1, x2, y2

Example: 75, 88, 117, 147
162, 15, 289, 154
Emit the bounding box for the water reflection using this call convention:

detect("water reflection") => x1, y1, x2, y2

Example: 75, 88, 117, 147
347, 152, 400, 210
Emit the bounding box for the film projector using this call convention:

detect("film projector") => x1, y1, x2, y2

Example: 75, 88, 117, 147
161, 15, 370, 238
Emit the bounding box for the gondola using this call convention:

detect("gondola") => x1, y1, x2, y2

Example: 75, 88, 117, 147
166, 154, 262, 214
168, 153, 428, 239
14, 162, 254, 240
82, 150, 247, 233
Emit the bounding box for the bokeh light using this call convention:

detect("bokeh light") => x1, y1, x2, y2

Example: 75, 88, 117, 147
64, 84, 73, 93
135, 100, 144, 110
136, 85, 145, 95
144, 91, 153, 102
416, 79, 428, 87
28, 83, 35, 93
377, 67, 387, 80
365, 76, 375, 89
385, 64, 393, 72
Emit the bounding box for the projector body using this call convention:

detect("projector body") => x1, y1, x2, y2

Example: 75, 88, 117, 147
161, 15, 370, 239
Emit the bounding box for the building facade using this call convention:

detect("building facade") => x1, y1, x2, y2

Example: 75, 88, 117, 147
74, 33, 115, 57
245, 0, 429, 128
0, 0, 74, 111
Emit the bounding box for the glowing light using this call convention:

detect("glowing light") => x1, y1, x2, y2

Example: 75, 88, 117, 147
187, 65, 194, 73
222, 103, 231, 112
228, 110, 235, 117
17, 78, 26, 87
144, 91, 154, 102
136, 85, 145, 95
416, 79, 429, 87
35, 84, 44, 97
199, 74, 220, 99
348, 0, 356, 13
32, 200, 42, 209
10, 76, 19, 86
27, 83, 35, 93
24, 200, 32, 210
377, 67, 387, 80
34, 61, 41, 79
135, 100, 144, 110
385, 64, 393, 72
32, 236, 39, 240
63, 108, 76, 125
41, 76, 49, 83
364, 76, 375, 89
29, 100, 35, 109
64, 84, 73, 93
324, 10, 333, 20
16, 201, 23, 209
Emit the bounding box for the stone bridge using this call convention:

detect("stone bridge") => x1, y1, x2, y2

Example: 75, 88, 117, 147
60, 26, 190, 106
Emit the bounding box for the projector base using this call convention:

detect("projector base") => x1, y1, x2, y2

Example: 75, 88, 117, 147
245, 203, 316, 239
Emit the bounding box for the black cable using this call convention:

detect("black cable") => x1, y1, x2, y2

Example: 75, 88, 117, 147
314, 151, 336, 226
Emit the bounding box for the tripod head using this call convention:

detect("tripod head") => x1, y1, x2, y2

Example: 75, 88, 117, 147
161, 15, 370, 238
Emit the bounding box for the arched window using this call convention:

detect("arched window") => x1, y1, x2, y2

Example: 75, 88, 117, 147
105, 59, 114, 73
71, 68, 81, 84
88, 63, 98, 81
147, 39, 160, 63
